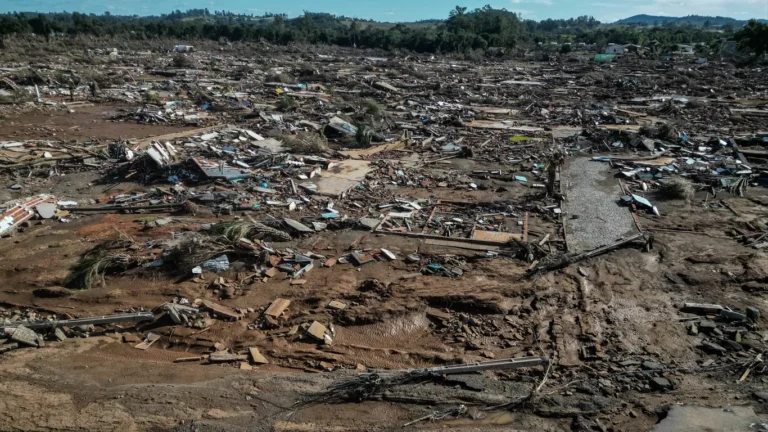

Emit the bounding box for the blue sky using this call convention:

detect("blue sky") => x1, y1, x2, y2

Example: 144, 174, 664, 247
1, 0, 766, 23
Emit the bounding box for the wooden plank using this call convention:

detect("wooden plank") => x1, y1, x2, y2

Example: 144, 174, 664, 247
134, 333, 161, 350
201, 301, 243, 321
467, 120, 544, 132
340, 141, 405, 159
523, 212, 529, 243
249, 347, 269, 364
131, 124, 235, 150
471, 230, 521, 242
614, 107, 647, 117
425, 239, 501, 251
597, 124, 643, 132
264, 298, 290, 318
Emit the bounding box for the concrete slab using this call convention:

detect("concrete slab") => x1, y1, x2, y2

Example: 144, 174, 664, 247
10, 325, 40, 347
651, 405, 762, 432
563, 158, 638, 253
312, 159, 374, 197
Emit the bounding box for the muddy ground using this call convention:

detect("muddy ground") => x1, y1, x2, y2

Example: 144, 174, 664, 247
0, 42, 767, 432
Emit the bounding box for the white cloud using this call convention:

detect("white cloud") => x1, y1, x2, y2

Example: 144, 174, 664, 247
384, 11, 396, 15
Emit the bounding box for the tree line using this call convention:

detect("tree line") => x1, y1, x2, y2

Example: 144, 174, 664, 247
0, 6, 766, 57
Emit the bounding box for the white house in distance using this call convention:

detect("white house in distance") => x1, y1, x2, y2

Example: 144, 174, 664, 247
604, 44, 626, 55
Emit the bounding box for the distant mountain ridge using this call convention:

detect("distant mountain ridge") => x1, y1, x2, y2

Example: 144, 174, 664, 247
615, 14, 767, 26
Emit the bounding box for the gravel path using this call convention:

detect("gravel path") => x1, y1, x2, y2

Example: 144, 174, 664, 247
563, 158, 638, 253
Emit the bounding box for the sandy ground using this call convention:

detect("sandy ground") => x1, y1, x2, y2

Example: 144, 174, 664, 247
0, 46, 767, 431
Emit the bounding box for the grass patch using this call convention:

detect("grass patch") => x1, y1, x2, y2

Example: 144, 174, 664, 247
64, 254, 133, 290
282, 132, 329, 155
658, 178, 694, 201
277, 95, 296, 112
362, 97, 385, 120
211, 220, 254, 242
355, 122, 376, 148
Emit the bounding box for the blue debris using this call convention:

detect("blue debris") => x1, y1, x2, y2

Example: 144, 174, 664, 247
631, 193, 653, 209
202, 255, 230, 272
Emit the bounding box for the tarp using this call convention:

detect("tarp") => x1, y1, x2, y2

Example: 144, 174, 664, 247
594, 54, 617, 62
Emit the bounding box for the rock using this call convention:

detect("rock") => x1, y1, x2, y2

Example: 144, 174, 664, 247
754, 392, 768, 402
746, 307, 760, 322
720, 309, 747, 322
642, 361, 664, 371
122, 334, 141, 343
650, 377, 672, 391
739, 255, 768, 283
327, 300, 346, 310
688, 323, 698, 335
701, 340, 727, 354
220, 286, 236, 299
698, 320, 717, 332
10, 326, 41, 347
721, 340, 743, 351
741, 282, 768, 292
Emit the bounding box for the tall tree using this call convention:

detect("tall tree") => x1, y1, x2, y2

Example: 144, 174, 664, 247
735, 20, 768, 61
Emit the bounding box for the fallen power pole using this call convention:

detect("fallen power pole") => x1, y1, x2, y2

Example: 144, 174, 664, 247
0, 312, 155, 332
367, 356, 549, 378
529, 232, 646, 277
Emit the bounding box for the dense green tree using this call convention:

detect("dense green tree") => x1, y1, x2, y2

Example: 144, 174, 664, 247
0, 8, 750, 56
735, 19, 768, 60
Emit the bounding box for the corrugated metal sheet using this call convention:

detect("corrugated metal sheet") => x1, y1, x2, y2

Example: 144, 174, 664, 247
0, 195, 56, 235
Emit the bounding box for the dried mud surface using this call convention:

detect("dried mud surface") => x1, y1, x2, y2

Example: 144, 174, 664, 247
0, 42, 767, 432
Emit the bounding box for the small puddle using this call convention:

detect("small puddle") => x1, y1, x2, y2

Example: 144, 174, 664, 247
439, 411, 515, 426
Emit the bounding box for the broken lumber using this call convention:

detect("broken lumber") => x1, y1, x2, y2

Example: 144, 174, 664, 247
528, 233, 645, 277
0, 312, 155, 332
